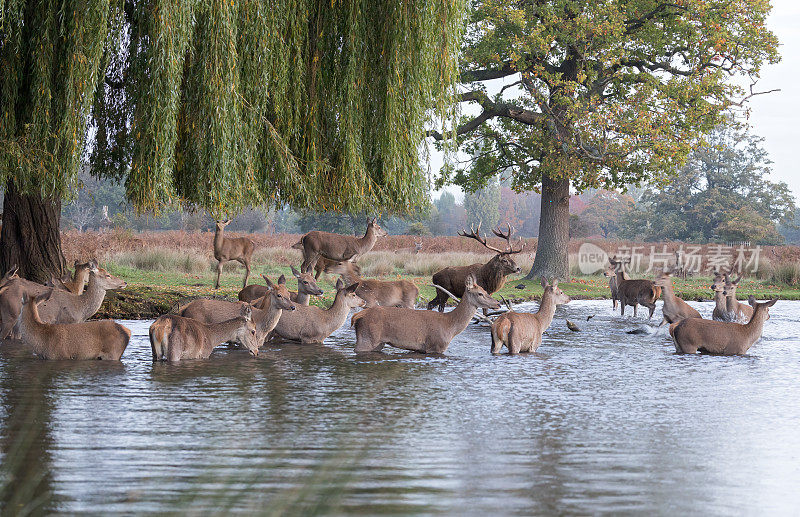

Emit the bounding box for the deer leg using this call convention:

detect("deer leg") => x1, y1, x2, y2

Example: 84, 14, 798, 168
214, 261, 224, 289
620, 301, 625, 317
647, 304, 655, 321
300, 252, 318, 275
242, 259, 251, 289
633, 304, 638, 317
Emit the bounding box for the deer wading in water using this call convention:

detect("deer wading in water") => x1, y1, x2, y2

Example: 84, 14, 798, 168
428, 223, 524, 312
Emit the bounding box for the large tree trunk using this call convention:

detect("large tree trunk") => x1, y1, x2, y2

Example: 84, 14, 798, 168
526, 173, 570, 280
1, 180, 65, 283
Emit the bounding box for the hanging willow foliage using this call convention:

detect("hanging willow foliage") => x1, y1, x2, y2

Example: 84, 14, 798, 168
1, 0, 465, 218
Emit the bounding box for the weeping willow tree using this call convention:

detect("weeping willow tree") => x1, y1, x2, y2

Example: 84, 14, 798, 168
0, 0, 464, 282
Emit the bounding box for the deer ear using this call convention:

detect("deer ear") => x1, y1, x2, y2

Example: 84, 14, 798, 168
263, 275, 275, 289
346, 283, 359, 293
21, 293, 30, 305
336, 278, 345, 290
277, 274, 286, 285
241, 303, 253, 321
766, 297, 778, 307
465, 274, 477, 289
748, 295, 756, 307
291, 266, 301, 278
540, 277, 548, 289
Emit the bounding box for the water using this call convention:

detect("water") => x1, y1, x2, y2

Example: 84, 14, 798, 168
1, 300, 799, 515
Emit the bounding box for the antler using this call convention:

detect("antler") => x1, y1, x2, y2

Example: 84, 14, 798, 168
459, 223, 505, 254
491, 223, 525, 255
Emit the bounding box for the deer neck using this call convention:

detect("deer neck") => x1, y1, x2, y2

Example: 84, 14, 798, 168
725, 291, 739, 311
213, 227, 225, 252
615, 270, 627, 285
660, 281, 675, 302
77, 276, 109, 320
741, 308, 768, 340
713, 290, 727, 309
339, 269, 362, 287
445, 296, 480, 338
357, 226, 377, 253
534, 292, 558, 329
479, 258, 505, 291
294, 291, 310, 305
255, 297, 283, 334
205, 317, 244, 348
18, 303, 47, 356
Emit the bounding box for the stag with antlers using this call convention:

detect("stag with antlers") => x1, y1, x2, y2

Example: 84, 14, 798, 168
427, 223, 525, 312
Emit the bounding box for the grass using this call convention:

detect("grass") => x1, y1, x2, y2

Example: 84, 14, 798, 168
96, 247, 800, 319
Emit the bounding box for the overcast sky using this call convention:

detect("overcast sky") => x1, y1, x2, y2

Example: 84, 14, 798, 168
433, 1, 800, 203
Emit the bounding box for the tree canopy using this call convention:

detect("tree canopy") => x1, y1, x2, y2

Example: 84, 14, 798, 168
1, 0, 466, 217
619, 123, 795, 244
435, 0, 779, 191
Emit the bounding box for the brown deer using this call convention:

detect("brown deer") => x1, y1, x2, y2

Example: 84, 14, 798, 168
654, 270, 701, 325
711, 271, 733, 322
181, 275, 296, 345
18, 292, 131, 360
0, 265, 19, 289
671, 296, 777, 355
724, 273, 753, 324
607, 268, 629, 310
150, 304, 260, 361
352, 274, 500, 354
313, 257, 337, 280
239, 269, 323, 305
213, 219, 255, 289
271, 278, 364, 344
605, 257, 660, 319
0, 265, 125, 339
491, 277, 570, 354
324, 260, 418, 309
394, 239, 423, 254
48, 260, 93, 295
35, 267, 126, 324
293, 218, 387, 273
427, 223, 524, 312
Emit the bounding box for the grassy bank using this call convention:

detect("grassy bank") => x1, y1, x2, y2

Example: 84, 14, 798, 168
95, 247, 799, 319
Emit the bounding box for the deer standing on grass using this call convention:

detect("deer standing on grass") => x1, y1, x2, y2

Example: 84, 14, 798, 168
150, 304, 260, 361
18, 292, 131, 360
270, 278, 364, 344
670, 296, 777, 355
654, 270, 701, 326
293, 218, 387, 273
724, 273, 753, 324
427, 223, 524, 312
352, 274, 500, 354
181, 276, 296, 345
604, 257, 660, 319
491, 278, 570, 354
324, 260, 418, 309
0, 264, 125, 339
213, 220, 255, 289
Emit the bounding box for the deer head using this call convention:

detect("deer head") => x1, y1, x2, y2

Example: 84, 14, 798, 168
542, 277, 571, 305
368, 218, 388, 237
747, 296, 778, 321
335, 277, 366, 308
459, 223, 524, 274
463, 274, 501, 310
262, 275, 296, 311
234, 303, 260, 356
290, 266, 324, 295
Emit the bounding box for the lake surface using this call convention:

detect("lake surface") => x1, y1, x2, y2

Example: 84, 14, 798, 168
1, 300, 799, 515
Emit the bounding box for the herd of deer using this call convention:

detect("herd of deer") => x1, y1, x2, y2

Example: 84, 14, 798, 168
0, 218, 779, 361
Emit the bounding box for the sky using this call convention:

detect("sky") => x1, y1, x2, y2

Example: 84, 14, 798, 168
433, 0, 800, 203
